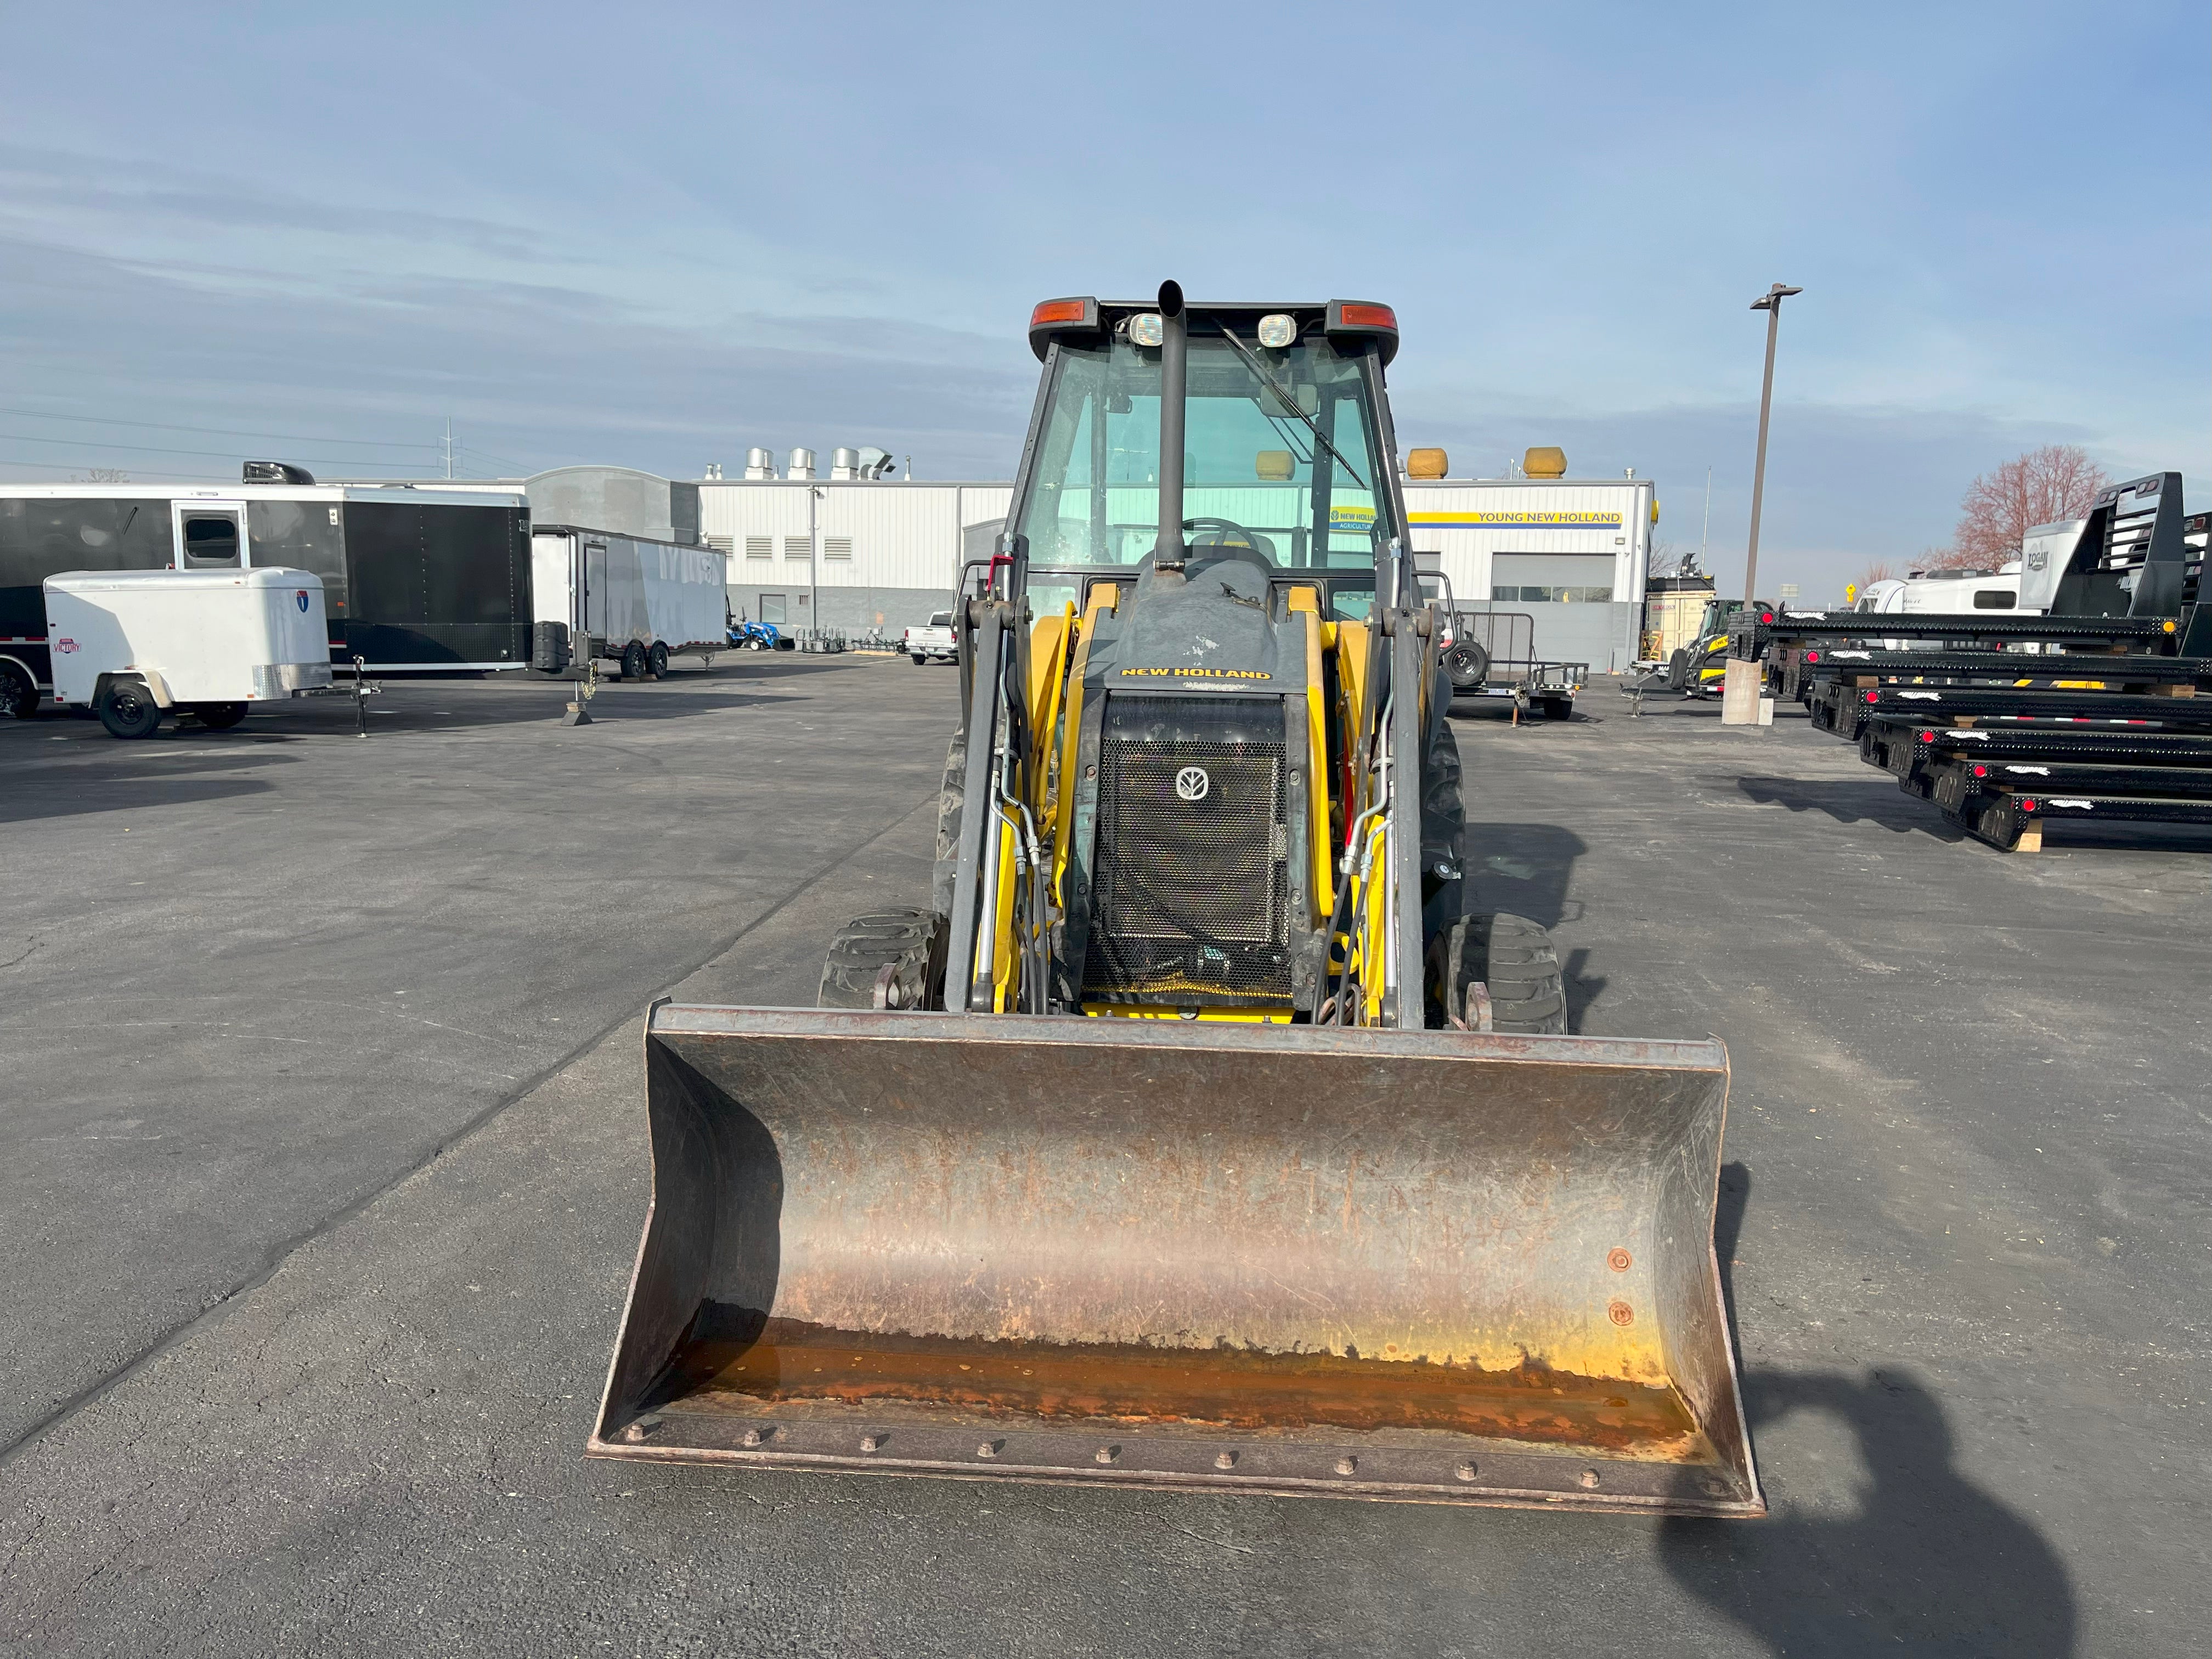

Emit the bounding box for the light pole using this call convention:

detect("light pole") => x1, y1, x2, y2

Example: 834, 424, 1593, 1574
1742, 282, 1802, 603
807, 485, 822, 648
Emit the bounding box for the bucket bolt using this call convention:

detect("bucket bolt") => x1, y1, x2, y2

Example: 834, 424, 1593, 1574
1094, 1445, 1120, 1465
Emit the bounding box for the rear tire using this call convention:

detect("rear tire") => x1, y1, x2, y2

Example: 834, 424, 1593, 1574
97, 678, 164, 740
931, 726, 967, 920
648, 641, 670, 678
620, 641, 648, 680
912, 654, 926, 665
192, 703, 247, 730
819, 909, 947, 1010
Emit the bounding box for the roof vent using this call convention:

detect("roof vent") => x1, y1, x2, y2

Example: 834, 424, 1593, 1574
242, 460, 315, 485
1406, 447, 1448, 480
830, 448, 861, 481
1522, 447, 1566, 479
744, 448, 776, 479
787, 447, 816, 481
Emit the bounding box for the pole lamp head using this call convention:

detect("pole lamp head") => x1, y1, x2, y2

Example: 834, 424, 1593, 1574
1750, 283, 1804, 312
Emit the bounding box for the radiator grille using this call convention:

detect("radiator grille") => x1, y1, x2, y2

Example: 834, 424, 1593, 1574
1084, 703, 1293, 1002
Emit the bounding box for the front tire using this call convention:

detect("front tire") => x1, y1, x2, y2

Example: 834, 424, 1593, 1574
1431, 912, 1566, 1034
819, 910, 947, 1010
619, 641, 648, 681
98, 678, 165, 740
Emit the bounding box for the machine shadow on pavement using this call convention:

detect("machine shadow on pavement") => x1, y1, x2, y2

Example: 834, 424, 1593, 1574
1660, 1161, 2079, 1655
1736, 775, 1965, 840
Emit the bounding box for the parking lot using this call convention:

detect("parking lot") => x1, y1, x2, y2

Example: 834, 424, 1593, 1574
3, 659, 2207, 1656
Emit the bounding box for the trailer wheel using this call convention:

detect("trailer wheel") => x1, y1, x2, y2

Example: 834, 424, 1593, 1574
619, 641, 648, 680
0, 661, 36, 719
1431, 912, 1565, 1034
648, 641, 670, 679
1441, 639, 1489, 692
1537, 696, 1573, 721
819, 909, 947, 1011
192, 703, 247, 730
97, 677, 165, 740
1666, 648, 1690, 691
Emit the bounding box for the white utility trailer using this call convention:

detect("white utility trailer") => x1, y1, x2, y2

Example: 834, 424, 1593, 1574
529, 526, 729, 680
44, 567, 334, 738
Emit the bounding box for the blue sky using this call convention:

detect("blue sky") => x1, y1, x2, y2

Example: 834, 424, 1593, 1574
3, 0, 2205, 600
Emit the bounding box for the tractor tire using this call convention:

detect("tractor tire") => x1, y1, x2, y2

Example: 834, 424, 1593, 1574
619, 641, 648, 681
0, 660, 37, 719
648, 641, 670, 678
1475, 912, 1567, 1034
97, 678, 164, 740
930, 724, 967, 921
1430, 912, 1566, 1034
819, 909, 947, 1011
1666, 647, 1690, 691
1441, 638, 1490, 692
191, 703, 248, 730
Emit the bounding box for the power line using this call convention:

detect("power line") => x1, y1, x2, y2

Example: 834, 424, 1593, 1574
0, 404, 439, 452
0, 431, 428, 468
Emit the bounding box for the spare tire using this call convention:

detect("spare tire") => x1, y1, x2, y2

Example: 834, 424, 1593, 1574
1666, 647, 1690, 691
1442, 637, 1491, 690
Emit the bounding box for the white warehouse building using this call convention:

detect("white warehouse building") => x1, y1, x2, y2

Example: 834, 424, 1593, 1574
699, 448, 1011, 639
1403, 456, 1656, 674
594, 445, 1654, 668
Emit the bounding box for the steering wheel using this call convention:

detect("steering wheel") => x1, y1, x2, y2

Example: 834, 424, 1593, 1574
1180, 516, 1273, 564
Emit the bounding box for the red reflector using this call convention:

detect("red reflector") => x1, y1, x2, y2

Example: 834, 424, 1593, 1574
1972, 764, 1988, 777
1030, 298, 1088, 328
2019, 798, 2038, 812
1760, 611, 1774, 623
1864, 690, 1878, 703
1337, 302, 1396, 330
1918, 730, 1936, 742
1805, 650, 1820, 662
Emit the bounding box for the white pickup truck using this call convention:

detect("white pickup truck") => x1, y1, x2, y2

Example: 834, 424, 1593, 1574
902, 611, 958, 665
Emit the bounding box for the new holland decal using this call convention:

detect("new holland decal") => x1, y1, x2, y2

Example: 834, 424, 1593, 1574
1120, 667, 1273, 680
1408, 510, 1623, 529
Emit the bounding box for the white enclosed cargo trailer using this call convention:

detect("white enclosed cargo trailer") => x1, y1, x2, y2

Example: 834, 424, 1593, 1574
44, 567, 334, 737
529, 526, 729, 679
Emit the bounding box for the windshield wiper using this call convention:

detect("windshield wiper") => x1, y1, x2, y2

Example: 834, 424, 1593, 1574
1213, 323, 1370, 492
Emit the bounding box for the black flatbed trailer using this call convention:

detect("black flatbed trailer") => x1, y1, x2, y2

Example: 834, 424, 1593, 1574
1796, 648, 2209, 685
1950, 786, 2212, 853
1811, 679, 2212, 741
1859, 717, 2212, 781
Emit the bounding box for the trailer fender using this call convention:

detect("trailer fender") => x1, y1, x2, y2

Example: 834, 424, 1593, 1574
97, 667, 174, 708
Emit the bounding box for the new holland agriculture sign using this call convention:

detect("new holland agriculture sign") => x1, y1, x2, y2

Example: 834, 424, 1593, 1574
1409, 511, 1623, 530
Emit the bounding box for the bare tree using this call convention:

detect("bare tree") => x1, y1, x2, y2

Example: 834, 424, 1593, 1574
1851, 560, 1897, 594
1646, 538, 1688, 579
72, 467, 130, 483
1955, 445, 2109, 565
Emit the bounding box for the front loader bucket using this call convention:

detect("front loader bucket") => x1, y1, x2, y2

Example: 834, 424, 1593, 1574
591, 1006, 1762, 1516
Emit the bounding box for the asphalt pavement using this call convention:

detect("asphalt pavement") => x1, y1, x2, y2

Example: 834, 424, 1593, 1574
2, 664, 2206, 1656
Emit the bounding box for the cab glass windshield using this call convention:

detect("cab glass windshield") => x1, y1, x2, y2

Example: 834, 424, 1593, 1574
1015, 331, 1386, 568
